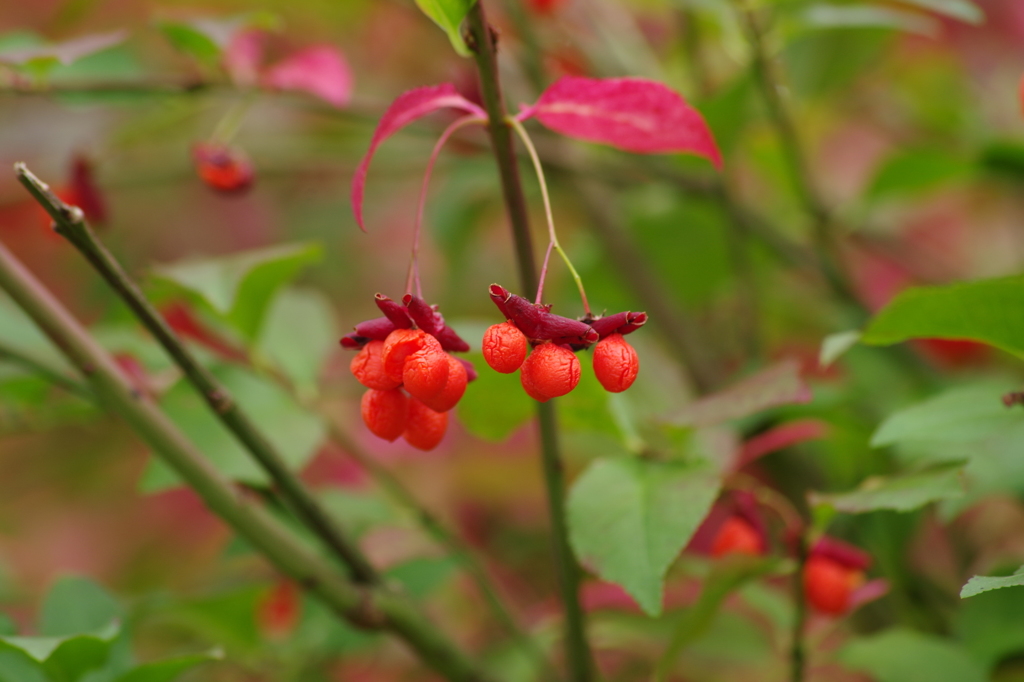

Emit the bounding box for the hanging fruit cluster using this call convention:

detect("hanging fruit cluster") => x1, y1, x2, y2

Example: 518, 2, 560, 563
482, 284, 646, 402
341, 294, 474, 450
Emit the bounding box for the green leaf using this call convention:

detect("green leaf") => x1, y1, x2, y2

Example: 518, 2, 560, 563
567, 457, 721, 616
319, 489, 395, 539
151, 243, 323, 341
839, 629, 987, 682
0, 293, 76, 376
413, 0, 477, 56
255, 288, 338, 397
956, 579, 1024, 666
457, 352, 534, 442
861, 275, 1024, 357
897, 0, 983, 24
672, 360, 810, 427
384, 557, 458, 599
809, 464, 965, 513
872, 382, 1019, 449
40, 576, 122, 637
113, 650, 223, 682
866, 148, 970, 200
157, 23, 220, 67
0, 30, 127, 77
0, 623, 119, 682
141, 366, 325, 491
819, 330, 861, 368
800, 4, 939, 36
961, 566, 1024, 599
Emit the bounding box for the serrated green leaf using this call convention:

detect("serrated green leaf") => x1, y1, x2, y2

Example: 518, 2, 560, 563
567, 457, 721, 616
457, 352, 534, 442
839, 629, 987, 682
40, 576, 122, 637
414, 0, 477, 56
151, 242, 323, 341
961, 566, 1024, 599
809, 464, 965, 513
861, 275, 1024, 357
141, 365, 325, 491
800, 4, 939, 36
255, 288, 337, 397
113, 649, 222, 682
897, 0, 983, 24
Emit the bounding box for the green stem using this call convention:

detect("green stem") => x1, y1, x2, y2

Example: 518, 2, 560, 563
466, 4, 594, 681
16, 163, 379, 586
0, 236, 493, 682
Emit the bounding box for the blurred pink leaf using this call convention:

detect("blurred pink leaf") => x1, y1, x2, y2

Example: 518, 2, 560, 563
263, 45, 353, 108
526, 76, 722, 169
671, 359, 812, 427
351, 83, 485, 231
223, 30, 265, 86
736, 418, 830, 469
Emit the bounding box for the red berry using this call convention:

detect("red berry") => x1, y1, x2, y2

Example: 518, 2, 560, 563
381, 328, 439, 383
350, 340, 402, 390
403, 398, 448, 451
483, 322, 528, 373
804, 555, 863, 616
711, 516, 763, 558
421, 354, 468, 413
192, 142, 254, 194
402, 346, 451, 403
360, 388, 409, 442
592, 333, 639, 393
257, 580, 301, 639
520, 343, 580, 402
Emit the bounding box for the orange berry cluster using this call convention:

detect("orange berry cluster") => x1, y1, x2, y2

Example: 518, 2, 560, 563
481, 284, 646, 402
342, 294, 474, 451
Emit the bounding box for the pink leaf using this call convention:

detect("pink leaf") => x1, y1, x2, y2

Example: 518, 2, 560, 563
736, 419, 830, 469
223, 30, 265, 87
351, 83, 485, 231
262, 45, 353, 108
528, 76, 722, 168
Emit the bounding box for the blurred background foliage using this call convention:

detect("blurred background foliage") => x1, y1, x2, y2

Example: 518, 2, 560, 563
2, 0, 1024, 680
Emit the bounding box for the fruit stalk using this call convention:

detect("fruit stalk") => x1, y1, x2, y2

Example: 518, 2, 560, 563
466, 4, 595, 681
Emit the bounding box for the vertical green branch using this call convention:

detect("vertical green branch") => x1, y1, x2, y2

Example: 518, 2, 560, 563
15, 163, 379, 586
465, 4, 595, 681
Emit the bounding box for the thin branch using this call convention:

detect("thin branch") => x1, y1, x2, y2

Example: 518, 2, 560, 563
466, 4, 595, 681
0, 237, 494, 682
0, 340, 94, 401
15, 163, 379, 586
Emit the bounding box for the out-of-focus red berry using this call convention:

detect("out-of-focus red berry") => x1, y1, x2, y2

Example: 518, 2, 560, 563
192, 142, 254, 194
257, 579, 301, 639
421, 354, 468, 413
711, 516, 763, 558
592, 333, 639, 393
483, 321, 528, 373
403, 398, 448, 451
804, 555, 864, 616
360, 388, 409, 442
350, 340, 402, 390
520, 343, 580, 402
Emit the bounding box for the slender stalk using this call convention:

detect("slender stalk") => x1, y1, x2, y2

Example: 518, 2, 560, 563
407, 115, 486, 298
0, 237, 493, 682
0, 340, 94, 401
507, 116, 590, 315
466, 4, 594, 680
15, 163, 379, 586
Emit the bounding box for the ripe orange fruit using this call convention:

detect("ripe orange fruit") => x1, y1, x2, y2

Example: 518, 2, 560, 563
804, 555, 863, 616
350, 340, 401, 390
402, 346, 451, 403
421, 354, 468, 412
520, 343, 580, 402
482, 322, 528, 373
710, 516, 763, 558
403, 398, 448, 450
360, 388, 409, 442
192, 143, 254, 194
381, 328, 440, 383
592, 333, 639, 393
